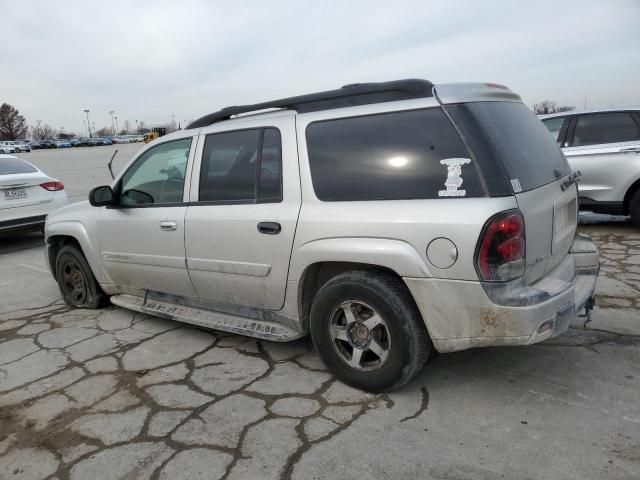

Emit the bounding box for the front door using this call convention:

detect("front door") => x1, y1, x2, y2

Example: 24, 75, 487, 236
185, 115, 301, 310
97, 136, 198, 298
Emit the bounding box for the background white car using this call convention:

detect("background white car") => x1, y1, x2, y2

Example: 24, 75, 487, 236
0, 155, 68, 233
0, 142, 17, 154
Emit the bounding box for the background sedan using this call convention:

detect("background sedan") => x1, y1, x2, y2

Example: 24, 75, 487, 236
0, 155, 68, 233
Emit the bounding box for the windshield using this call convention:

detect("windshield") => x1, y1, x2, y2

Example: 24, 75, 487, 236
0, 157, 38, 175
447, 102, 571, 193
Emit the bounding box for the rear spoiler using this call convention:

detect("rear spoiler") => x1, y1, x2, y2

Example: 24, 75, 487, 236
433, 83, 522, 105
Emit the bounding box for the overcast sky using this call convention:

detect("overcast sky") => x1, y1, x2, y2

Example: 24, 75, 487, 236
1, 0, 638, 136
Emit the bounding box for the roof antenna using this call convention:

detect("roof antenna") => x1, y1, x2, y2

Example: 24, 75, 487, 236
108, 149, 118, 179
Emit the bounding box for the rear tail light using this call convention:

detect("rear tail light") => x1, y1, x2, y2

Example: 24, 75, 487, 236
475, 210, 525, 282
40, 181, 64, 191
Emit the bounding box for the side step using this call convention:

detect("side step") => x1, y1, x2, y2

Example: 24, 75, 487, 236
110, 294, 304, 342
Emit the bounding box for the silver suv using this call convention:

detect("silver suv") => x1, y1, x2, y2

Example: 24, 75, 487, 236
540, 107, 640, 226
45, 80, 599, 392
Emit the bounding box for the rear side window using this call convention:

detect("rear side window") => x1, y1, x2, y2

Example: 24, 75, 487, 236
572, 112, 640, 146
306, 108, 483, 201
0, 158, 37, 175
199, 127, 282, 203
447, 102, 570, 193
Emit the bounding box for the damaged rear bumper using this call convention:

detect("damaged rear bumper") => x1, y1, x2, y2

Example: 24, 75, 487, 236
404, 234, 599, 353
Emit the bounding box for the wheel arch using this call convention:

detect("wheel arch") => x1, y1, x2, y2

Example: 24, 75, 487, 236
623, 177, 640, 214
46, 221, 109, 284
297, 261, 424, 334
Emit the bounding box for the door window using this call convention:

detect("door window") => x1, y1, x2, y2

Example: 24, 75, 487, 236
541, 117, 566, 145
120, 138, 192, 206
199, 128, 282, 202
572, 112, 640, 146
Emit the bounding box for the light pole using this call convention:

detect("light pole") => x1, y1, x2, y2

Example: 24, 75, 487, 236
83, 110, 91, 138
60, 127, 64, 138
135, 120, 139, 133
108, 110, 115, 135
115, 116, 119, 135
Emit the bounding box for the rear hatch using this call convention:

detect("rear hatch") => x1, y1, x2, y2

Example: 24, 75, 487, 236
0, 158, 54, 210
444, 99, 576, 284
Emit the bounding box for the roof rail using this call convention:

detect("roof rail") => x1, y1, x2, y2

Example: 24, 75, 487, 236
187, 79, 434, 128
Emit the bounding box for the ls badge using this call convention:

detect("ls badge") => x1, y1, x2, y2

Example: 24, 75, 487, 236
438, 158, 471, 197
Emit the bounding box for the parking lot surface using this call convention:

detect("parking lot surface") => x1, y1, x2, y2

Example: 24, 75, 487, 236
1, 148, 639, 479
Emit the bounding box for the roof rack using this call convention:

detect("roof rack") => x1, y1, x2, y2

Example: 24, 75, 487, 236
187, 79, 434, 128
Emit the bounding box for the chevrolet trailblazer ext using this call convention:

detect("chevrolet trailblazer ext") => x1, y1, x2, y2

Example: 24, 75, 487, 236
45, 80, 599, 392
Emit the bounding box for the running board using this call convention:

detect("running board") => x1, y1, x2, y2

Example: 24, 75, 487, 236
110, 294, 303, 342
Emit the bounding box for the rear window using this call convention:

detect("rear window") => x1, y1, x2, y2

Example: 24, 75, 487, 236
447, 102, 570, 193
306, 108, 484, 201
0, 157, 37, 175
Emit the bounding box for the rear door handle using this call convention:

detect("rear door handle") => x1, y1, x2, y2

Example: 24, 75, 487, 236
257, 222, 281, 235
619, 147, 640, 154
159, 221, 177, 231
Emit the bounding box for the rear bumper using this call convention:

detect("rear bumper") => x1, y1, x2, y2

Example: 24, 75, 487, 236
0, 214, 47, 233
404, 234, 599, 353
0, 192, 69, 233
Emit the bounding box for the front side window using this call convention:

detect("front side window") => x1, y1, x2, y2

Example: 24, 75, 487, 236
120, 137, 191, 206
541, 117, 566, 145
199, 127, 282, 203
572, 112, 640, 146
306, 108, 482, 201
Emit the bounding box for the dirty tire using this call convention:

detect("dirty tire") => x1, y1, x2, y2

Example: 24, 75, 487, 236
630, 190, 640, 228
55, 244, 107, 309
310, 271, 431, 393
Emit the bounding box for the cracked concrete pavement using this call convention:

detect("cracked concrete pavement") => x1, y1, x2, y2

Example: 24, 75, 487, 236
1, 220, 639, 479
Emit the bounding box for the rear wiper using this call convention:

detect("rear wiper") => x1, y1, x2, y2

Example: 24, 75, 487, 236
560, 171, 582, 191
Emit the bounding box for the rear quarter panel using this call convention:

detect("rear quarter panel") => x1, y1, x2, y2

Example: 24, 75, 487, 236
563, 140, 640, 203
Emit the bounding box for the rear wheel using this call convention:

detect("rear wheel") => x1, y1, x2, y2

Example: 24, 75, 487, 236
630, 191, 640, 228
55, 244, 106, 309
310, 271, 431, 393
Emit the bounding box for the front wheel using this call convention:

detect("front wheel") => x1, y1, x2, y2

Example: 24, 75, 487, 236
310, 271, 431, 393
55, 244, 107, 309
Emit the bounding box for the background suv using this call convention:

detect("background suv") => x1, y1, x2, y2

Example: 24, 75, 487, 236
540, 107, 640, 226
45, 80, 599, 392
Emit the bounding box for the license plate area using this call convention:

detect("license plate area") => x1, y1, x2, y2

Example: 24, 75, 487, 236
552, 197, 577, 254
3, 188, 28, 200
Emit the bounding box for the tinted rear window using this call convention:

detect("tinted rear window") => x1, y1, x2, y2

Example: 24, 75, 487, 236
447, 102, 570, 193
0, 157, 37, 175
306, 108, 483, 201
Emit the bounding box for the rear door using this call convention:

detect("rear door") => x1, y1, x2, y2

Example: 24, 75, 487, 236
0, 159, 54, 212
446, 101, 577, 283
561, 111, 640, 203
185, 115, 300, 310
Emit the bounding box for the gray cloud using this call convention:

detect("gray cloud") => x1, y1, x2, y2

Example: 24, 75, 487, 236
0, 0, 638, 135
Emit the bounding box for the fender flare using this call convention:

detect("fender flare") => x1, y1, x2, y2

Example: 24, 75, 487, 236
46, 220, 111, 285
289, 237, 432, 281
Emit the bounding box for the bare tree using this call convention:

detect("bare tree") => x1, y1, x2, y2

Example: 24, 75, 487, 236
96, 127, 111, 137
532, 100, 575, 115
123, 120, 131, 134
30, 123, 55, 140
0, 103, 29, 140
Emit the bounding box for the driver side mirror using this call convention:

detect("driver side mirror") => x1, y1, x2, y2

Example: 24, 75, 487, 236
89, 185, 115, 207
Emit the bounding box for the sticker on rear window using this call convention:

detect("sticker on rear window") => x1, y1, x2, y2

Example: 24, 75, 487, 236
438, 158, 471, 197
510, 178, 523, 193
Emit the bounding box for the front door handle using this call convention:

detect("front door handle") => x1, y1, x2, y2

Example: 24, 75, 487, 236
159, 221, 177, 232
257, 222, 281, 235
